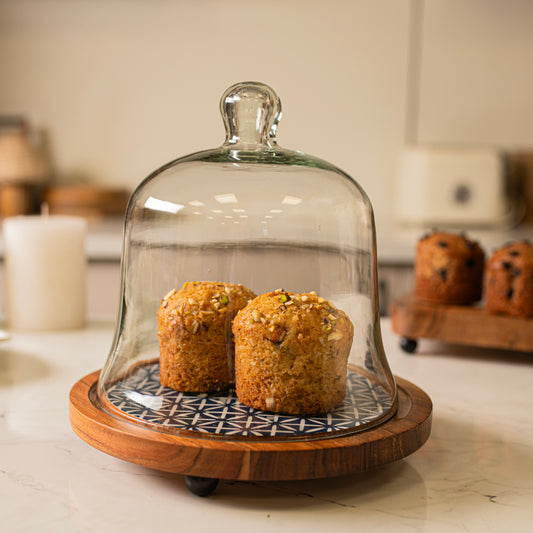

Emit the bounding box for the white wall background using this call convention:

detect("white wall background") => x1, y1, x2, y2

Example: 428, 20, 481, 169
1, 0, 532, 230
418, 0, 533, 146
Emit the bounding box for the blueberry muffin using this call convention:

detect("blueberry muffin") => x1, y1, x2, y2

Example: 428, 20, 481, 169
232, 289, 354, 416
485, 241, 533, 318
415, 231, 485, 305
157, 281, 256, 392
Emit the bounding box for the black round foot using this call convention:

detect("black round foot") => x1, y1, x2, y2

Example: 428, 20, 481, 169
184, 475, 219, 496
400, 337, 418, 354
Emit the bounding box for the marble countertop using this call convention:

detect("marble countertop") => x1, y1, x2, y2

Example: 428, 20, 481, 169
1, 217, 531, 264
85, 219, 533, 264
1, 318, 532, 532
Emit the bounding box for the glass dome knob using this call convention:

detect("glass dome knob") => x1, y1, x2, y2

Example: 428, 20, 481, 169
220, 81, 282, 148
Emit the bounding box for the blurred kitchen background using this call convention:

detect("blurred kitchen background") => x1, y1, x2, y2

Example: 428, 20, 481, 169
0, 0, 532, 320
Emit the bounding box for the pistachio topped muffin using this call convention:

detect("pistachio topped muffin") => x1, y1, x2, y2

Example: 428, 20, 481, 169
232, 289, 354, 416
415, 231, 485, 305
157, 281, 256, 392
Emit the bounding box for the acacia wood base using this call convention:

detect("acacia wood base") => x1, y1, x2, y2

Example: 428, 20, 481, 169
391, 293, 533, 353
69, 371, 432, 482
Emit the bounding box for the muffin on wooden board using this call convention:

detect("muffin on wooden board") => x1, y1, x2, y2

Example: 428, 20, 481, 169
232, 289, 354, 416
485, 241, 533, 318
157, 281, 256, 392
415, 231, 485, 305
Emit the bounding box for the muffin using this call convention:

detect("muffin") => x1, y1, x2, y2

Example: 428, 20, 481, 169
232, 289, 354, 416
415, 231, 485, 305
157, 281, 256, 392
485, 241, 533, 318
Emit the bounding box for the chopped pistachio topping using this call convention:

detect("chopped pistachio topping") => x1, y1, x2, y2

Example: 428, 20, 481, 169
269, 326, 286, 344
163, 288, 177, 300
265, 397, 276, 410
219, 294, 229, 306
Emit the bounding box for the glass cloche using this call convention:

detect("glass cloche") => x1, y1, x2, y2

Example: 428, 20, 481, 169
97, 81, 398, 441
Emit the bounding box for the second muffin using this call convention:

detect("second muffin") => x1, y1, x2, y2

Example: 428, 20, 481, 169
233, 290, 354, 416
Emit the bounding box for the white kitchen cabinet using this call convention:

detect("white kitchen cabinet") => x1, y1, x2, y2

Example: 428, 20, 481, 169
0, 260, 414, 323
86, 261, 122, 321
377, 263, 414, 316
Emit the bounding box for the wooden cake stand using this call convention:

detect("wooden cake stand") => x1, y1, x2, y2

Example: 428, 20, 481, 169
391, 292, 533, 354
69, 369, 432, 496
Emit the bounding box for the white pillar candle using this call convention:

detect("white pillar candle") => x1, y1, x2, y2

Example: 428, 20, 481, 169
3, 215, 87, 331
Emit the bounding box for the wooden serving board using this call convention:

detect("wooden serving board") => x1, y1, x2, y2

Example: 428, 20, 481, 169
391, 292, 533, 353
69, 370, 432, 487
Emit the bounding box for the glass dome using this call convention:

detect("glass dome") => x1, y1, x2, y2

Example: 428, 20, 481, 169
97, 81, 397, 440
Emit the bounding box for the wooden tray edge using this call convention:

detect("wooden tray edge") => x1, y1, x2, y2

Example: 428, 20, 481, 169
69, 370, 432, 481
391, 292, 533, 353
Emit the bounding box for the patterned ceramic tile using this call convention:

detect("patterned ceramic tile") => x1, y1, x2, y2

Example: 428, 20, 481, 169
107, 363, 393, 438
